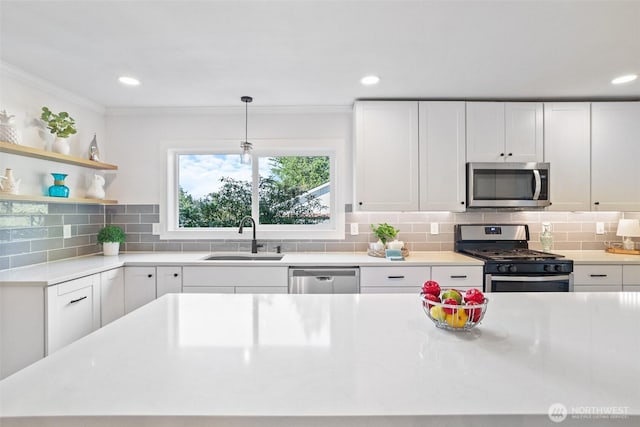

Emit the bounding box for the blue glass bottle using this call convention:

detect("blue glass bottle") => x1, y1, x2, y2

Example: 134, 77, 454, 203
48, 173, 70, 198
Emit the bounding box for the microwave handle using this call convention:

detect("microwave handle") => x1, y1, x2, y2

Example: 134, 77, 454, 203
532, 169, 541, 200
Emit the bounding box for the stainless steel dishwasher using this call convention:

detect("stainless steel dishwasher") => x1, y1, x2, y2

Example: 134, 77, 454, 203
288, 267, 360, 294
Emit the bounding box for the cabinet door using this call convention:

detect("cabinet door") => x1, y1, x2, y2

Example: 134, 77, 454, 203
573, 264, 622, 292
100, 267, 124, 326
157, 266, 182, 297
418, 101, 466, 211
504, 102, 543, 162
466, 102, 505, 162
544, 103, 591, 211
431, 266, 484, 291
46, 275, 100, 354
592, 102, 640, 211
359, 266, 430, 290
124, 267, 157, 314
354, 101, 419, 211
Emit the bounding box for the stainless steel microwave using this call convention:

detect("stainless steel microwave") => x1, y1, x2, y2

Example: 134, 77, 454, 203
467, 162, 550, 208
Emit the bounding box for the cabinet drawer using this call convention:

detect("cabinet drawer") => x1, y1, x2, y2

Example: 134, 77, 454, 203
157, 266, 182, 297
622, 265, 640, 285
573, 265, 622, 285
360, 266, 429, 287
431, 266, 483, 290
183, 286, 234, 294
360, 286, 418, 294
183, 267, 287, 287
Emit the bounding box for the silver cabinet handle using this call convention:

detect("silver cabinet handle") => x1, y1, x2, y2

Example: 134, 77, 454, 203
532, 169, 541, 200
69, 296, 87, 304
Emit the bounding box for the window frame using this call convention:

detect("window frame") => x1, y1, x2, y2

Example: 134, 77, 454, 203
161, 138, 345, 240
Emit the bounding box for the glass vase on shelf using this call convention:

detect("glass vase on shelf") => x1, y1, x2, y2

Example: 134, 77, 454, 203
48, 173, 70, 198
540, 222, 553, 252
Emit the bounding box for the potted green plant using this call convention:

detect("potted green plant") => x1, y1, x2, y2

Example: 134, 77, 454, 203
40, 106, 77, 155
97, 225, 126, 256
371, 223, 399, 249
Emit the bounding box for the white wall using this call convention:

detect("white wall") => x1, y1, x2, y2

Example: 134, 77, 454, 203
105, 107, 353, 204
0, 63, 107, 198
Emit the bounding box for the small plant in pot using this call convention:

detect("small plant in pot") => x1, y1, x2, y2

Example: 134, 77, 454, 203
371, 223, 399, 249
97, 225, 126, 256
40, 106, 77, 155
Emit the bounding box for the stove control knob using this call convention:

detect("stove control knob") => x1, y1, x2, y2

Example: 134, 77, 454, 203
508, 265, 517, 273
497, 264, 509, 273
555, 264, 566, 273
544, 264, 555, 272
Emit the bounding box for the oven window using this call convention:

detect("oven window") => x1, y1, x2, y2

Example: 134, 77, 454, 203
490, 279, 570, 292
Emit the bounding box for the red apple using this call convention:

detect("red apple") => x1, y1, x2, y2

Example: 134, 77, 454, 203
442, 298, 458, 314
464, 288, 485, 304
421, 280, 440, 297
465, 301, 483, 322
422, 293, 441, 309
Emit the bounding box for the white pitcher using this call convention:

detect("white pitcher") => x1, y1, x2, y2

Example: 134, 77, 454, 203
0, 168, 21, 195
86, 174, 105, 199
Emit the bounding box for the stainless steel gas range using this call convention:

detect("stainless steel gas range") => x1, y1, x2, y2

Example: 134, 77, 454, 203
454, 224, 573, 292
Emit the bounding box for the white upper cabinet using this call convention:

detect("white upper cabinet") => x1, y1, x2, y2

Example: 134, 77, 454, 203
591, 102, 640, 211
466, 102, 543, 162
418, 101, 466, 211
544, 103, 591, 211
354, 101, 420, 211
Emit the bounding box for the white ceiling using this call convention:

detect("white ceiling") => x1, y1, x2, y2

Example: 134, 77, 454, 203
1, 0, 639, 108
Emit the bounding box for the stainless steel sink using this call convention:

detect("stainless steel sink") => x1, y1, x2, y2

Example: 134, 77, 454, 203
202, 253, 284, 261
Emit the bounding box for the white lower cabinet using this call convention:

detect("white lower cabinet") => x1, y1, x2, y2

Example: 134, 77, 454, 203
182, 266, 288, 293
360, 266, 430, 293
573, 265, 622, 292
157, 266, 183, 297
100, 267, 124, 326
431, 266, 484, 291
46, 274, 101, 354
124, 267, 157, 313
622, 265, 640, 291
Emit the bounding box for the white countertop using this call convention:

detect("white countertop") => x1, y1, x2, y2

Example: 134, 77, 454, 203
554, 250, 640, 264
0, 292, 638, 426
0, 251, 482, 286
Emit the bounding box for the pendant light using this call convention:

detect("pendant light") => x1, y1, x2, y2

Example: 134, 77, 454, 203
240, 96, 253, 164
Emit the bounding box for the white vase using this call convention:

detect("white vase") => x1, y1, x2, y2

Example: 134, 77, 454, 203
52, 137, 70, 155
102, 242, 120, 256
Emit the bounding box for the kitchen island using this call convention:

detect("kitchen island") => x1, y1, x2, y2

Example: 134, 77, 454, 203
0, 292, 637, 426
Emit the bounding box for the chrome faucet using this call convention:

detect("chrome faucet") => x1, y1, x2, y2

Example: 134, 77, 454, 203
238, 216, 262, 254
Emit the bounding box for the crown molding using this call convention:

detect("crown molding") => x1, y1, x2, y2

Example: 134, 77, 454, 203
0, 62, 106, 114
105, 105, 353, 116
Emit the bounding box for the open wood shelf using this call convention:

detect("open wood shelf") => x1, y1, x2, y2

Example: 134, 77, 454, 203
0, 141, 118, 170
0, 193, 118, 205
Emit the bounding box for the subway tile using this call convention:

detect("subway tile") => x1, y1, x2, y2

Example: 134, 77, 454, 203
297, 242, 326, 252
369, 213, 400, 225
454, 212, 483, 223
0, 202, 10, 214
78, 245, 101, 256
553, 241, 581, 250
63, 236, 90, 248
398, 213, 429, 223
111, 214, 141, 224
412, 223, 430, 233
265, 242, 297, 253
539, 212, 569, 222
0, 256, 10, 270
551, 222, 582, 232
44, 215, 63, 226
153, 205, 160, 213
425, 212, 454, 222
125, 234, 141, 243
48, 248, 78, 262
11, 202, 48, 214
10, 251, 47, 268
210, 242, 240, 252
124, 243, 153, 251
0, 229, 10, 242
140, 234, 159, 243
409, 242, 442, 251
31, 238, 64, 252
182, 243, 211, 251
0, 241, 30, 256
153, 242, 183, 251
398, 232, 427, 243
126, 223, 152, 233
10, 227, 48, 241
105, 205, 126, 215
63, 214, 89, 225
140, 214, 160, 223
582, 241, 608, 250
89, 214, 105, 224
71, 225, 78, 236
325, 242, 355, 252
0, 216, 31, 227
354, 242, 369, 252
77, 224, 102, 235
48, 203, 77, 214
126, 205, 155, 214
48, 226, 63, 238
77, 204, 103, 214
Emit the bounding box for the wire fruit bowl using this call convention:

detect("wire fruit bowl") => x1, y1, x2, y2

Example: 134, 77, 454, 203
421, 294, 489, 331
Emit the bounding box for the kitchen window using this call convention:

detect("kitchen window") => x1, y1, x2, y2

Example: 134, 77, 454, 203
162, 139, 345, 240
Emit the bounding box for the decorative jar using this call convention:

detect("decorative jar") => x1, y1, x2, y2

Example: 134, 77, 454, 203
48, 173, 70, 198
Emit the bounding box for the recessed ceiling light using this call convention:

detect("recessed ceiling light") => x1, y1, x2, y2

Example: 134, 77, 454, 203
118, 76, 140, 86
360, 75, 380, 86
611, 74, 637, 85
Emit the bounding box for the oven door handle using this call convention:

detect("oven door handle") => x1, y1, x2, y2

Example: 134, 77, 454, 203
489, 274, 571, 282
532, 169, 542, 200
